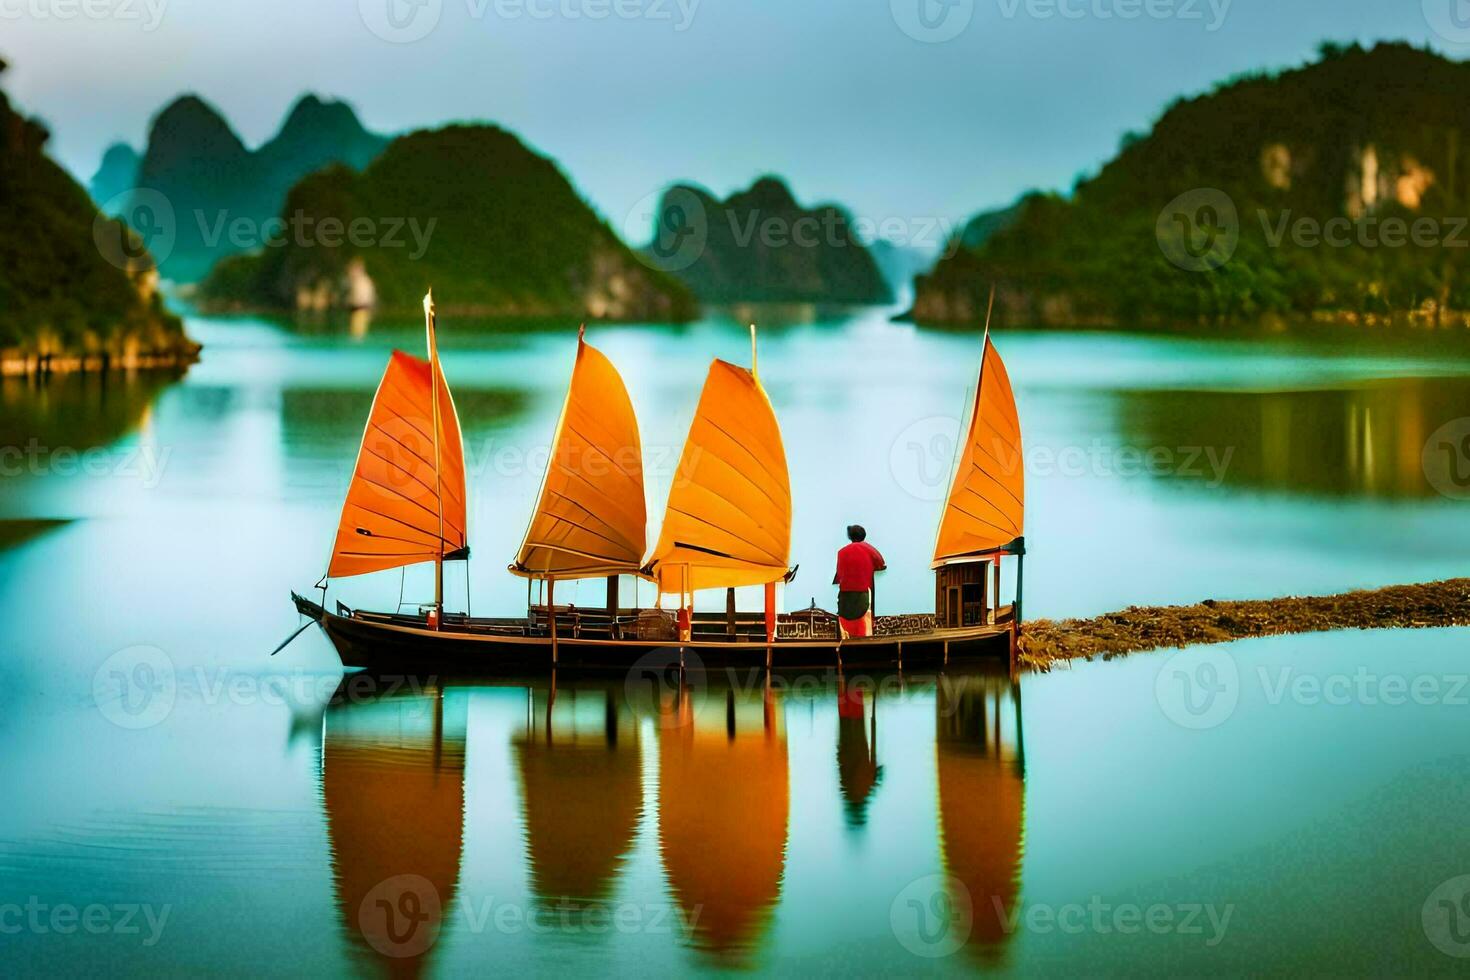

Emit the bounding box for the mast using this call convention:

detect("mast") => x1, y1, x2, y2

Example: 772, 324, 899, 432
426, 290, 445, 618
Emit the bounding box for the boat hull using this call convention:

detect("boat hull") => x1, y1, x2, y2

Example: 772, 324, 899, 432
292, 594, 1015, 675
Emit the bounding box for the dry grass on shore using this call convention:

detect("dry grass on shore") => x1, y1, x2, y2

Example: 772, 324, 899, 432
1017, 579, 1470, 670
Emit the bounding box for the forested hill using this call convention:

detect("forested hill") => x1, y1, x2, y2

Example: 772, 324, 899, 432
0, 59, 190, 373
910, 42, 1470, 329
201, 124, 698, 322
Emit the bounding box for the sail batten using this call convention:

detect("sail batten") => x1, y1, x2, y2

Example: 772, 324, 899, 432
512, 333, 647, 579
647, 357, 792, 593
933, 335, 1025, 566
325, 295, 467, 583
328, 344, 469, 579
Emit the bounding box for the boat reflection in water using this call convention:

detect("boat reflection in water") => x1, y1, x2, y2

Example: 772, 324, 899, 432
311, 672, 1018, 970
659, 682, 789, 964
836, 679, 882, 828
514, 686, 642, 906
321, 684, 467, 978
936, 672, 1026, 965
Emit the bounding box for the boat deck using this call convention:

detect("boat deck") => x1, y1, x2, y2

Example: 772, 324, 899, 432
298, 594, 1018, 674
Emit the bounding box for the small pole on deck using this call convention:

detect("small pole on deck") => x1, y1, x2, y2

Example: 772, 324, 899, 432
726, 587, 737, 637
607, 574, 620, 639
764, 581, 776, 669
992, 558, 1001, 625
1015, 551, 1025, 626
549, 577, 558, 665
869, 579, 877, 637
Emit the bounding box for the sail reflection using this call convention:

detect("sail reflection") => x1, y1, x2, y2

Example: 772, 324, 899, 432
936, 673, 1026, 964
659, 683, 789, 963
514, 686, 642, 906
322, 684, 466, 978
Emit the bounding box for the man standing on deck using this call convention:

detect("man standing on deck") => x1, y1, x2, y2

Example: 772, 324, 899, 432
834, 525, 886, 639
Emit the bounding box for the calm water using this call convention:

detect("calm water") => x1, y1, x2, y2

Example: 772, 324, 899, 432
3, 307, 1470, 975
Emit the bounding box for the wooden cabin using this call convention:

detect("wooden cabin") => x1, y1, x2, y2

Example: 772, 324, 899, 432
935, 560, 989, 629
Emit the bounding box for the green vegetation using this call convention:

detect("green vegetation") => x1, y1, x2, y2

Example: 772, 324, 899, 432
202, 124, 697, 321
0, 59, 188, 368
913, 42, 1470, 329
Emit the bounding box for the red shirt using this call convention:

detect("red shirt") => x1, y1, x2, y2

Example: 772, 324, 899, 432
834, 541, 886, 592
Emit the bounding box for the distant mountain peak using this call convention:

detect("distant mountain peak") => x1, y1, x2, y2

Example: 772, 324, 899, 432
276, 93, 369, 139
739, 175, 798, 210
118, 91, 389, 281
89, 141, 141, 211
651, 173, 893, 305
153, 94, 236, 136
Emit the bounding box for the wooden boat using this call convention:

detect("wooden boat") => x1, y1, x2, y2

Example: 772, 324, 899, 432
289, 291, 1027, 673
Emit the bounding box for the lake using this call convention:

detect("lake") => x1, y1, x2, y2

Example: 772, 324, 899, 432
3, 307, 1470, 975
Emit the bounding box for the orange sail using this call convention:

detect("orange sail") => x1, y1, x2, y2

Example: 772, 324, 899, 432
933, 334, 1024, 565
646, 341, 791, 594
328, 296, 467, 578
512, 328, 646, 578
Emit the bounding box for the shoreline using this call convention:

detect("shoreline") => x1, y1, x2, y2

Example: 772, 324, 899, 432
1017, 579, 1470, 670
192, 301, 696, 322
0, 342, 201, 378
896, 311, 1470, 335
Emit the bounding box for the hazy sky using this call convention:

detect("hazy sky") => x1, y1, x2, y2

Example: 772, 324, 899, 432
4, 0, 1464, 243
